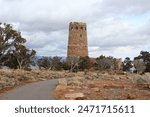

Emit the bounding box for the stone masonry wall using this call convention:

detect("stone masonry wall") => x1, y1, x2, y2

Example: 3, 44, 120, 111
67, 22, 88, 57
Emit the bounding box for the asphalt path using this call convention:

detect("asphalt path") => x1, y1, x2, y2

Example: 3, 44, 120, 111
0, 79, 58, 100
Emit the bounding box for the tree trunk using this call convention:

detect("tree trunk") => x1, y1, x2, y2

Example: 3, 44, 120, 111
17, 59, 24, 69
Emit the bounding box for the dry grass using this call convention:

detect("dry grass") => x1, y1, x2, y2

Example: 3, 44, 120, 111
0, 69, 94, 91
1, 69, 150, 100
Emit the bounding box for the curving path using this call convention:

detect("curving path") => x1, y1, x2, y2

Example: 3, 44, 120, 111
0, 79, 58, 100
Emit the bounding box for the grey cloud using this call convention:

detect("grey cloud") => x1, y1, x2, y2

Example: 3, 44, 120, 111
100, 0, 150, 15
0, 0, 150, 58
88, 16, 150, 49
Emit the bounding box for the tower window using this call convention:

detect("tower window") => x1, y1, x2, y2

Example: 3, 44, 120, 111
70, 27, 73, 30
81, 27, 83, 30
75, 26, 78, 30
80, 34, 82, 37
85, 27, 86, 30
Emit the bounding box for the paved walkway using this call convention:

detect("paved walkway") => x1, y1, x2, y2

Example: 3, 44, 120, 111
0, 79, 58, 100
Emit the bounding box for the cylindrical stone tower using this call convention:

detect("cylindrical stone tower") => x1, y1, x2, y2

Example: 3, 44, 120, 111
67, 22, 88, 57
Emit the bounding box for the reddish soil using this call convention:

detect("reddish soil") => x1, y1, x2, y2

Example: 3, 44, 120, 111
55, 77, 150, 100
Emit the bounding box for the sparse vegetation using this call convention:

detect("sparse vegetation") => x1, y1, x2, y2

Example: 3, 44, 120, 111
123, 57, 133, 72
55, 71, 150, 100
96, 55, 115, 70
0, 69, 83, 92
0, 23, 150, 100
134, 51, 150, 72
37, 56, 62, 70
133, 59, 146, 74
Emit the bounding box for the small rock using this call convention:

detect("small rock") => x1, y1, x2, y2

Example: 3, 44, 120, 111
113, 75, 120, 80
68, 89, 74, 92
85, 76, 93, 80
9, 82, 15, 86
82, 86, 88, 89
58, 78, 67, 85
127, 93, 136, 99
40, 79, 46, 81
65, 93, 85, 100
55, 85, 67, 91
76, 76, 83, 80
91, 88, 99, 92
145, 73, 150, 76
137, 78, 147, 84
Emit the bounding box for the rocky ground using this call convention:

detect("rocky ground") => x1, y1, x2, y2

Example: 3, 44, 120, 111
55, 72, 150, 100
0, 69, 76, 95
0, 69, 150, 100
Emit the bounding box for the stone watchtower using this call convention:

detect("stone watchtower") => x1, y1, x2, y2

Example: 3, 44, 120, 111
67, 22, 88, 57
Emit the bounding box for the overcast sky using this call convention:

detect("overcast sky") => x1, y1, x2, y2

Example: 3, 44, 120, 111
0, 0, 150, 59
